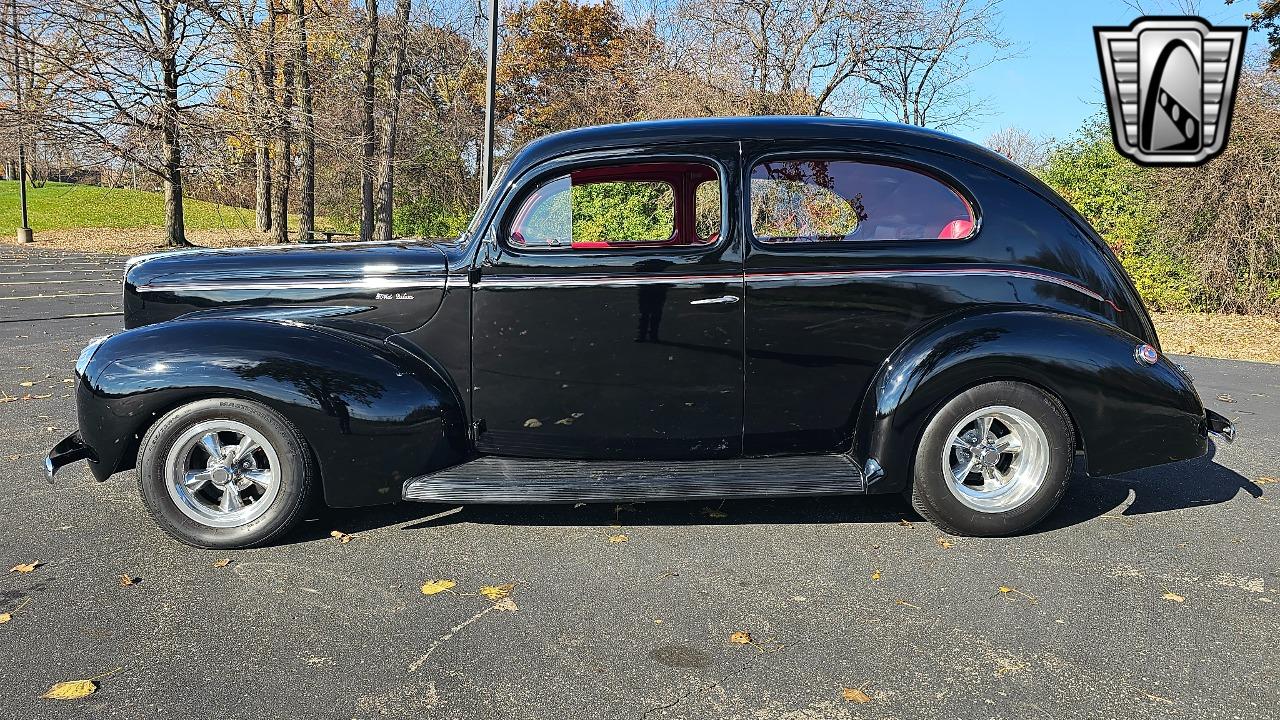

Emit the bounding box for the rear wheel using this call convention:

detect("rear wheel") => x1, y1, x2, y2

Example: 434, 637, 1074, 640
137, 398, 315, 548
910, 381, 1073, 536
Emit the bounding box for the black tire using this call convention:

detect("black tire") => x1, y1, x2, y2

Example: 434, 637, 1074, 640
137, 398, 316, 548
909, 381, 1074, 536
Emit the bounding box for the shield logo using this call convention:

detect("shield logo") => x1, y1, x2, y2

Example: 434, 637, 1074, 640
1095, 16, 1247, 166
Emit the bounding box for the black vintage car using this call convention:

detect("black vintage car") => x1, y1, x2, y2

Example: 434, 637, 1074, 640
46, 117, 1235, 548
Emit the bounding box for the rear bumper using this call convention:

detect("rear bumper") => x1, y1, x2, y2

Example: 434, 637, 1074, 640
1205, 409, 1236, 444
44, 431, 97, 483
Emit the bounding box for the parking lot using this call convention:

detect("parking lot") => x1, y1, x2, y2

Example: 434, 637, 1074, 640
0, 244, 1276, 719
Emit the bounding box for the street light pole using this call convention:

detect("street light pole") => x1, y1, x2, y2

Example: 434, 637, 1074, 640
480, 0, 498, 199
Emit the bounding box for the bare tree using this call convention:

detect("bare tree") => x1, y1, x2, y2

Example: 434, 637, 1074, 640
675, 0, 912, 115
28, 0, 223, 246
374, 0, 411, 242
985, 126, 1050, 169
359, 0, 378, 242
269, 0, 294, 243
860, 0, 1014, 130
292, 0, 313, 241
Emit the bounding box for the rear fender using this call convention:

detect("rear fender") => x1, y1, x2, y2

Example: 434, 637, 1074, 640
853, 309, 1206, 492
78, 318, 468, 507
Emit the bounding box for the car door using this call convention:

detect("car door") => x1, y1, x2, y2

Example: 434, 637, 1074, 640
471, 145, 744, 460
741, 141, 980, 455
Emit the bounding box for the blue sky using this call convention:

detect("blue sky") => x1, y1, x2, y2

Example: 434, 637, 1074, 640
955, 0, 1269, 143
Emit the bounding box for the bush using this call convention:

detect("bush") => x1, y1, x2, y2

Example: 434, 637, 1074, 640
1038, 117, 1201, 312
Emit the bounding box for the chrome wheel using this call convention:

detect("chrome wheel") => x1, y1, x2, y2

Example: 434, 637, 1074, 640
164, 420, 281, 528
941, 405, 1049, 513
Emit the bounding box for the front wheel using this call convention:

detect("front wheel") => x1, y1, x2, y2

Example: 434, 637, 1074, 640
137, 398, 316, 548
909, 381, 1074, 536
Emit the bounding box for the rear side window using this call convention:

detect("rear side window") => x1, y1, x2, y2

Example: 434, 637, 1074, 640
509, 162, 721, 250
750, 159, 974, 244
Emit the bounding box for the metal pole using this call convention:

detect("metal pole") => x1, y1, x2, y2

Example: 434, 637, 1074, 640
480, 0, 498, 198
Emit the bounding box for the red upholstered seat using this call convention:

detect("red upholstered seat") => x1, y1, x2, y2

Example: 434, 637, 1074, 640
937, 219, 973, 239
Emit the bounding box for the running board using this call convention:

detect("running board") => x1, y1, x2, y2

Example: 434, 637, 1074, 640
402, 455, 865, 504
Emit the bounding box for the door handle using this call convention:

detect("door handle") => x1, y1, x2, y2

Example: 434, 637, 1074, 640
689, 295, 740, 305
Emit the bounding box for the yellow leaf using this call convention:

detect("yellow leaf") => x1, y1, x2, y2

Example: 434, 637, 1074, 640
10, 561, 40, 573
211, 558, 232, 568
41, 680, 97, 700
479, 584, 514, 601
118, 575, 137, 587
871, 570, 881, 581
1162, 591, 1185, 603
0, 612, 10, 624
999, 586, 1012, 593
1256, 476, 1278, 485
329, 531, 353, 543
420, 579, 456, 596
936, 537, 954, 549
898, 518, 914, 527
728, 631, 752, 645
608, 534, 629, 543
842, 687, 871, 703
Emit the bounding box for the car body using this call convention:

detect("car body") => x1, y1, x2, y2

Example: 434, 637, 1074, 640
46, 116, 1236, 547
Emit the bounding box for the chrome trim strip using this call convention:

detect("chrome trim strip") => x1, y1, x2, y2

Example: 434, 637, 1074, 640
478, 267, 1116, 309
480, 274, 742, 288
136, 276, 447, 293
745, 268, 1114, 307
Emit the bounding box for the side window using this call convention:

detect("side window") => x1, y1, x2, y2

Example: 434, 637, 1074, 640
509, 162, 721, 250
750, 159, 974, 244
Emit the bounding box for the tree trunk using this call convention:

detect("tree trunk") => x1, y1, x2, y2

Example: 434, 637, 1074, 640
374, 0, 410, 243
160, 2, 188, 247
255, 16, 276, 234
271, 10, 295, 245
292, 0, 314, 243
359, 0, 378, 242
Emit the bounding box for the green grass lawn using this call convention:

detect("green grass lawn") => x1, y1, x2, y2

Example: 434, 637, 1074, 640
0, 180, 259, 235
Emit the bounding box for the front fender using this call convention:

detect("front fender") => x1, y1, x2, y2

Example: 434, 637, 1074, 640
853, 309, 1206, 492
77, 318, 468, 507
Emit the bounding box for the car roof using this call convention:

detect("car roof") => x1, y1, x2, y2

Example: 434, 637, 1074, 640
511, 116, 1022, 178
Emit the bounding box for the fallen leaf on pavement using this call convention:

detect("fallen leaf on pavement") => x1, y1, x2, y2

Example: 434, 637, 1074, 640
842, 687, 871, 703
420, 579, 456, 596
936, 538, 954, 549
1162, 591, 1185, 603
1256, 476, 1278, 485
608, 534, 629, 543
871, 570, 881, 581
19, 381, 34, 387
118, 575, 138, 587
897, 518, 913, 527
999, 586, 1038, 604
728, 631, 752, 645
329, 530, 353, 544
211, 558, 232, 568
1217, 393, 1235, 403
41, 680, 97, 700
492, 597, 518, 612
479, 584, 514, 601
10, 561, 40, 574
0, 599, 26, 626
895, 599, 920, 609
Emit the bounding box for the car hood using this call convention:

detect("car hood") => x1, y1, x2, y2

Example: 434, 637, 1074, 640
122, 240, 453, 337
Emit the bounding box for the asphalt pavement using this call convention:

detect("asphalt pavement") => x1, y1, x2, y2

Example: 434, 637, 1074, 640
0, 245, 1276, 720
